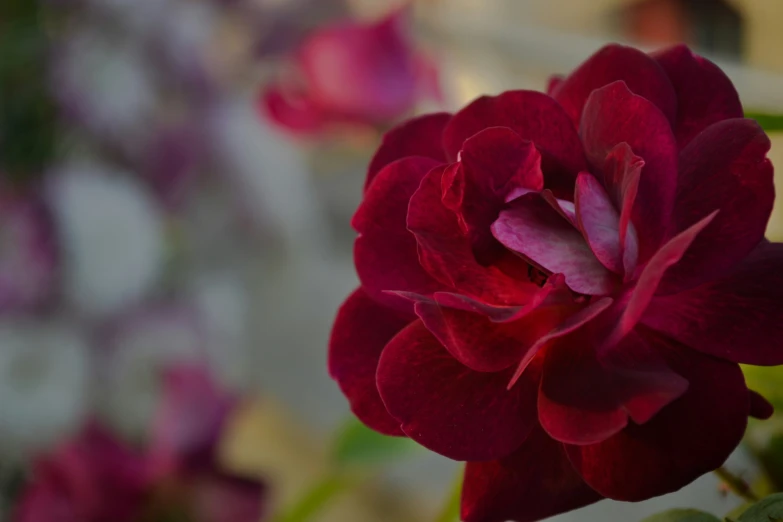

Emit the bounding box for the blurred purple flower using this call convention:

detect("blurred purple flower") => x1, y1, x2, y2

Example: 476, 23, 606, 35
13, 365, 266, 522
260, 6, 441, 135
0, 187, 58, 314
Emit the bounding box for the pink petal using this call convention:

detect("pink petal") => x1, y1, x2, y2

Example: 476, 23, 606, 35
408, 165, 540, 305
492, 193, 618, 295
189, 471, 267, 522
366, 112, 451, 190
376, 320, 538, 461
409, 279, 577, 373
654, 45, 743, 148
551, 44, 677, 128
298, 8, 420, 123
446, 127, 544, 263
441, 90, 587, 198
354, 157, 445, 313
539, 330, 687, 445
608, 211, 717, 345
259, 85, 325, 135
565, 334, 748, 501
575, 172, 623, 274
642, 241, 783, 366
603, 143, 642, 277
659, 118, 773, 294
328, 288, 415, 436
461, 425, 601, 522
581, 81, 678, 262
149, 364, 235, 477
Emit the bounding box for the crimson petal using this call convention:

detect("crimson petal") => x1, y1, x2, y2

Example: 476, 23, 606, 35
328, 288, 414, 435
447, 127, 543, 263
552, 44, 677, 128
575, 172, 623, 274
642, 241, 783, 366
539, 330, 687, 445
659, 118, 773, 294
492, 193, 618, 295
654, 45, 743, 148
354, 156, 445, 313
461, 425, 602, 522
442, 90, 587, 198
408, 165, 539, 305
581, 81, 678, 262
603, 143, 642, 277
566, 332, 748, 501
376, 321, 538, 461
366, 112, 451, 190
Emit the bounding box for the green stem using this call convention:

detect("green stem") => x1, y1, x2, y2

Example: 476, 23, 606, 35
714, 466, 759, 503
434, 470, 464, 522
269, 474, 354, 522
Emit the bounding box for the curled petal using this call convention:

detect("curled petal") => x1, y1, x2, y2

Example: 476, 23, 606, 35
539, 330, 687, 445
660, 118, 773, 294
461, 425, 601, 522
566, 334, 748, 501
442, 90, 587, 197
603, 143, 642, 276
328, 288, 414, 435
492, 194, 617, 296
377, 321, 538, 461
575, 172, 623, 274
366, 112, 451, 190
581, 81, 678, 262
654, 44, 743, 147
552, 44, 677, 127
643, 241, 783, 366
354, 157, 445, 313
260, 85, 325, 135
408, 165, 539, 305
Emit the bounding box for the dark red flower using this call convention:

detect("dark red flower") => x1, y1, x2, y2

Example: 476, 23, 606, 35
260, 7, 440, 135
329, 44, 781, 522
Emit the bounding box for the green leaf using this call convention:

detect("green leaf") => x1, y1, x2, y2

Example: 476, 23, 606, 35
434, 471, 464, 522
745, 111, 783, 133
331, 416, 419, 467
738, 493, 783, 521
640, 508, 721, 522
268, 476, 353, 522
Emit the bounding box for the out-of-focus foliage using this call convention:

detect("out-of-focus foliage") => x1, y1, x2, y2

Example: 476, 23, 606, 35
640, 509, 721, 522
745, 111, 783, 133
331, 416, 419, 468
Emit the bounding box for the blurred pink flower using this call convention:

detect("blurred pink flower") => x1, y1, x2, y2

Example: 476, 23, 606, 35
0, 187, 58, 314
261, 7, 441, 135
13, 365, 266, 522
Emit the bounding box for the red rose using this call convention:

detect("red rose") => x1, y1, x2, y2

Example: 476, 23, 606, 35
329, 44, 782, 522
260, 8, 440, 135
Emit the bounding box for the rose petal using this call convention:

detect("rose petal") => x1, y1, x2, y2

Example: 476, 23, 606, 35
608, 211, 717, 345
539, 330, 687, 445
354, 156, 445, 313
442, 90, 587, 198
260, 85, 325, 135
461, 425, 601, 522
642, 241, 783, 366
566, 333, 748, 501
447, 127, 543, 263
575, 172, 622, 274
376, 320, 538, 461
410, 279, 576, 372
659, 118, 773, 294
581, 81, 678, 262
492, 194, 618, 295
328, 288, 414, 435
603, 142, 642, 277
552, 44, 677, 128
654, 45, 743, 148
366, 112, 451, 190
408, 165, 539, 305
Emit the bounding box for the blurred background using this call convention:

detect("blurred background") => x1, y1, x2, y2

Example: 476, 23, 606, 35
2, 0, 783, 521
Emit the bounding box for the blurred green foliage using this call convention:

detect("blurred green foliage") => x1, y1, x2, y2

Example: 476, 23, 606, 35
735, 493, 783, 522
745, 111, 783, 133
0, 0, 58, 183
331, 416, 419, 468
640, 509, 721, 522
